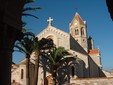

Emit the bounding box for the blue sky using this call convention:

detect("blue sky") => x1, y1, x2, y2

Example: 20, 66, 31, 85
13, 0, 113, 71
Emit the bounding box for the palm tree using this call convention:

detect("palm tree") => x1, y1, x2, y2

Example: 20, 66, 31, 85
20, 1, 41, 84
23, 0, 41, 18
42, 47, 74, 85
13, 1, 41, 85
14, 32, 35, 85
32, 37, 42, 85
22, 0, 41, 27
33, 38, 54, 85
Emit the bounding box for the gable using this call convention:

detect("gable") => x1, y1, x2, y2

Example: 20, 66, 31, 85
36, 25, 70, 49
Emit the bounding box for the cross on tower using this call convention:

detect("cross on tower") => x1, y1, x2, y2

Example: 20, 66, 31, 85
76, 7, 78, 12
47, 17, 53, 26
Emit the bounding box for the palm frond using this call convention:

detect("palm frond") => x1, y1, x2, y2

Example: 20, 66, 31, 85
25, 0, 35, 4
22, 21, 27, 27
14, 44, 26, 54
48, 54, 56, 65
23, 7, 41, 12
54, 47, 68, 62
22, 28, 27, 32
23, 32, 35, 38
14, 32, 36, 55
22, 13, 39, 19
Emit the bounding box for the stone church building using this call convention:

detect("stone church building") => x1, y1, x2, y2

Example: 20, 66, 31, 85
11, 12, 106, 85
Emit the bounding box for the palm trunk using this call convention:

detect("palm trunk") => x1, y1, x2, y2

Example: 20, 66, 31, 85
33, 57, 39, 85
26, 54, 30, 85
52, 65, 57, 85
52, 71, 57, 85
33, 51, 40, 85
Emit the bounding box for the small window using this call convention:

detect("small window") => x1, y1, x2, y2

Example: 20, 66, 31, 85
75, 29, 79, 35
81, 27, 84, 35
21, 69, 24, 79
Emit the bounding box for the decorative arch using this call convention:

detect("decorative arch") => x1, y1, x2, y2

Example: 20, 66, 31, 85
45, 34, 57, 47
46, 35, 54, 40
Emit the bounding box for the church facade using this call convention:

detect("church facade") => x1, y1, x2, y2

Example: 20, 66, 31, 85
11, 12, 105, 85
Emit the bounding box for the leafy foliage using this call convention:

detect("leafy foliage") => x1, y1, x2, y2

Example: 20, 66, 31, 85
14, 32, 35, 55
41, 46, 74, 84
43, 47, 70, 65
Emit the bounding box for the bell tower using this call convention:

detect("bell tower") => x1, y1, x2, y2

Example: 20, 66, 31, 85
70, 12, 88, 52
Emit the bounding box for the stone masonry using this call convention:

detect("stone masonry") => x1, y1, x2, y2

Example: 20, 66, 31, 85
68, 77, 113, 85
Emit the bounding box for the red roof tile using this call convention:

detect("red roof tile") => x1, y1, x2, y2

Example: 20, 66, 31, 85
89, 49, 99, 54
74, 12, 85, 25
70, 12, 85, 26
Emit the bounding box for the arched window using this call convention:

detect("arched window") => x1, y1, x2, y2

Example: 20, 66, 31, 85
75, 29, 79, 35
81, 27, 84, 35
71, 66, 75, 77
21, 69, 24, 79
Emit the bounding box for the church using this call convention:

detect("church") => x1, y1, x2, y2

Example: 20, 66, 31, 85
11, 12, 106, 85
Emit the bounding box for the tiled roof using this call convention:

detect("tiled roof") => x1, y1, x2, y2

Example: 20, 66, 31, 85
74, 12, 85, 25
88, 49, 99, 54
70, 12, 86, 26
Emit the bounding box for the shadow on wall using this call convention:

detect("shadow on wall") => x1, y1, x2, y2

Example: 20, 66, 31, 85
88, 56, 106, 78
55, 56, 89, 84
37, 50, 106, 85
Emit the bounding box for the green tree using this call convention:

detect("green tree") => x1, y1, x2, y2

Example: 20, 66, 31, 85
10, 0, 40, 85
16, 1, 41, 84
14, 32, 35, 85
33, 38, 54, 85
42, 47, 74, 85
15, 34, 54, 85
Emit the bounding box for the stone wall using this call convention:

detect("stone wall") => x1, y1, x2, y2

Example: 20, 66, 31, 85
69, 77, 113, 85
